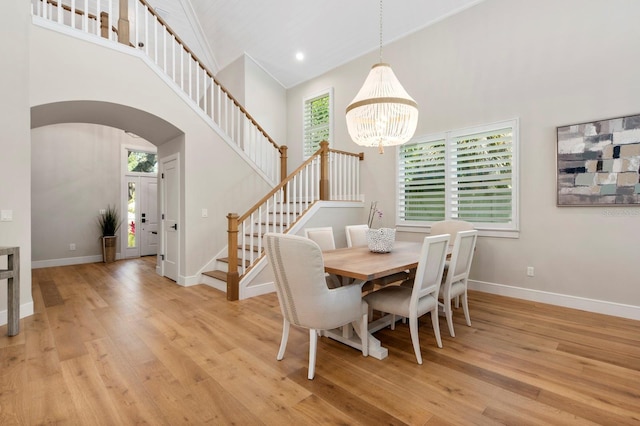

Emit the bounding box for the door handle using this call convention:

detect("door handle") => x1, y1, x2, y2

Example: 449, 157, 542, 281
170, 224, 177, 230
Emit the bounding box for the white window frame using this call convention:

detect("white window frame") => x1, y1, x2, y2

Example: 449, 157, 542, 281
302, 88, 333, 160
396, 119, 519, 238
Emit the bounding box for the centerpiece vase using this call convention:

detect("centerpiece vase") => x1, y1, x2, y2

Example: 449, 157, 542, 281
366, 228, 396, 253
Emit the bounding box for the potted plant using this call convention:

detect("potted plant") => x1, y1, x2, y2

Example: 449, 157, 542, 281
98, 204, 121, 263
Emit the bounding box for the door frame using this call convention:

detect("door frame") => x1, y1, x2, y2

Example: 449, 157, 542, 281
120, 145, 158, 259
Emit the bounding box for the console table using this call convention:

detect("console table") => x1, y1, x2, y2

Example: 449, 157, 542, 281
0, 246, 19, 336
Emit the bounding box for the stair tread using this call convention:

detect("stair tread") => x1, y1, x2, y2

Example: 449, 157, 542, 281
218, 257, 251, 267
202, 270, 227, 281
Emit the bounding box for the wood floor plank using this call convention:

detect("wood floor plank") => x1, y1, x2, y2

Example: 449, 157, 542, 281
2, 258, 639, 424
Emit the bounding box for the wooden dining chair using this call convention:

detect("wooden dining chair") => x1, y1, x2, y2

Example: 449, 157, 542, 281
264, 233, 369, 379
439, 229, 478, 337
363, 234, 450, 364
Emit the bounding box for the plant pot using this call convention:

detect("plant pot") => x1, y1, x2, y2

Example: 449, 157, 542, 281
366, 228, 396, 253
102, 236, 117, 263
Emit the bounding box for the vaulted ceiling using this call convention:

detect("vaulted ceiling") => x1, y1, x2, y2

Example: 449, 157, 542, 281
145, 0, 483, 89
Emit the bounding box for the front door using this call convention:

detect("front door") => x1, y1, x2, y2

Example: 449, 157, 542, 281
123, 175, 158, 258
140, 176, 158, 256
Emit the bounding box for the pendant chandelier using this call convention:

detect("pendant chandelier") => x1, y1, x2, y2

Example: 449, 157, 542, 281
345, 0, 418, 154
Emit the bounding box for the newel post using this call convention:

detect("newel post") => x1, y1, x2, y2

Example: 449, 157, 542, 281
279, 145, 288, 201
226, 213, 240, 301
118, 0, 130, 45
319, 140, 330, 201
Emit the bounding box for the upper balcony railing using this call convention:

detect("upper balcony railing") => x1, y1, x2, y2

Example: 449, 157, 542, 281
31, 0, 285, 184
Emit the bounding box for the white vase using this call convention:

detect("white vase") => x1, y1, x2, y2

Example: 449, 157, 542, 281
366, 228, 396, 253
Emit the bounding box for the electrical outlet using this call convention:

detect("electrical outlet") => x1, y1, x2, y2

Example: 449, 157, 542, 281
69, 243, 76, 251
202, 208, 208, 218
527, 266, 534, 277
99, 209, 106, 215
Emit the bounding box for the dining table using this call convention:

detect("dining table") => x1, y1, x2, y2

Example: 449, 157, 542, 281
321, 241, 425, 360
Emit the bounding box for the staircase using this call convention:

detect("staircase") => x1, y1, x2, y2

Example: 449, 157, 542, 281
32, 0, 365, 300
203, 142, 364, 300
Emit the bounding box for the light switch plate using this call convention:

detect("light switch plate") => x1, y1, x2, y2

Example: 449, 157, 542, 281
0, 210, 13, 222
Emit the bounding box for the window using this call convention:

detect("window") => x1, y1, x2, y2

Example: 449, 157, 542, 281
398, 119, 518, 233
127, 150, 157, 173
303, 89, 333, 159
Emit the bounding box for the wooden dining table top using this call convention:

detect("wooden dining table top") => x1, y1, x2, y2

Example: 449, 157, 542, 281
322, 241, 424, 282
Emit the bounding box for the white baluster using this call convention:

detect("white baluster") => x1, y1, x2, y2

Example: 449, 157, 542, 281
188, 57, 192, 100
83, 0, 88, 31
169, 35, 175, 82
162, 26, 167, 72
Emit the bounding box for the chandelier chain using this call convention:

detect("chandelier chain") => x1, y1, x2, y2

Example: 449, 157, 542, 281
379, 0, 383, 63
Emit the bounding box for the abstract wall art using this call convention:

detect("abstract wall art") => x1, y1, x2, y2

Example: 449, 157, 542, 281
556, 114, 640, 206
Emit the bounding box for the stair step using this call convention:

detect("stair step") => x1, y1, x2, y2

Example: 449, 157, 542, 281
218, 257, 251, 267
202, 270, 227, 281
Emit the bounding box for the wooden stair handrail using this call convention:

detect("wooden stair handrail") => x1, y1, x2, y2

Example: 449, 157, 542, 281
226, 141, 364, 300
136, 0, 281, 152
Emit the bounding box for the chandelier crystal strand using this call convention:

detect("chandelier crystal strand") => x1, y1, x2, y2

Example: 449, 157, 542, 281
345, 0, 418, 154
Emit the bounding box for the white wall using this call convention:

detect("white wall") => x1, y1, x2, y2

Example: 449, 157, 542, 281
287, 0, 640, 313
28, 23, 272, 285
0, 0, 33, 322
217, 54, 288, 146
31, 123, 155, 264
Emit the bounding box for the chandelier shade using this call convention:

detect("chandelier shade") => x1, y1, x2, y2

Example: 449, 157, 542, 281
346, 63, 419, 153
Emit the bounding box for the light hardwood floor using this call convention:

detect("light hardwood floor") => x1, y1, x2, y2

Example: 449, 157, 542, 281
1, 257, 639, 425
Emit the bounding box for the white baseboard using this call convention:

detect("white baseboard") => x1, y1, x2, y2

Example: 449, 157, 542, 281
242, 281, 275, 299
469, 280, 640, 321
32, 254, 111, 269
0, 301, 34, 327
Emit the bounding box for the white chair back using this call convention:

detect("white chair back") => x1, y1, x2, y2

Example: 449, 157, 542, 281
304, 227, 336, 251
440, 229, 478, 337
411, 234, 450, 306
345, 224, 369, 247
446, 230, 478, 288
264, 233, 369, 379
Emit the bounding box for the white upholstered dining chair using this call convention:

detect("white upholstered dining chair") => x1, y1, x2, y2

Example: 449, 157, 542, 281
439, 229, 478, 337
303, 227, 341, 288
430, 219, 474, 249
363, 234, 450, 364
304, 227, 336, 250
345, 224, 369, 248
264, 233, 369, 380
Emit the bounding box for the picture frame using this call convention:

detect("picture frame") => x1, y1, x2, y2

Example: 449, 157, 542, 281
556, 113, 640, 206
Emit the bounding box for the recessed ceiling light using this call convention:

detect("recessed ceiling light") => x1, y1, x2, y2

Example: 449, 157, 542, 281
295, 52, 304, 61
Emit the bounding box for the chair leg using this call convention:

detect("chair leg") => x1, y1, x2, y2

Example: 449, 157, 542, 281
361, 313, 369, 357
277, 319, 290, 360
390, 314, 396, 330
308, 329, 318, 380
431, 308, 443, 348
408, 315, 422, 364
462, 292, 471, 326
444, 299, 456, 337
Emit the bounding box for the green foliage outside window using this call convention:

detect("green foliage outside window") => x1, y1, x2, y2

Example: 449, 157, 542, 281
127, 151, 157, 173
